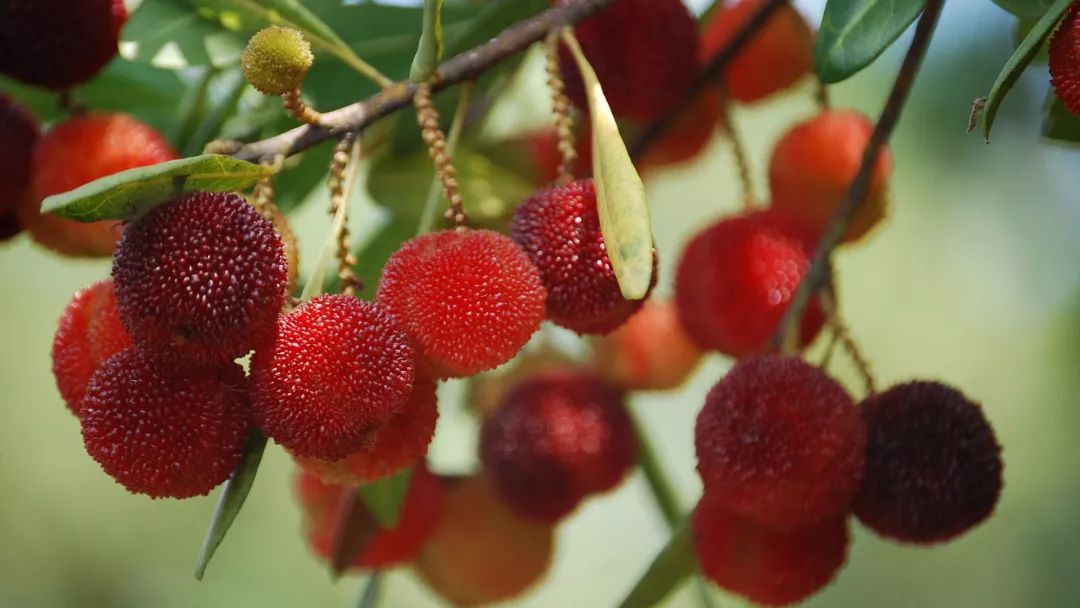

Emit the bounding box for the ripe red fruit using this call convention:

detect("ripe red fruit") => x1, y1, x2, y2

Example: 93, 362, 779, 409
512, 179, 657, 335
674, 211, 824, 357
1050, 3, 1080, 115
377, 229, 546, 378
558, 0, 699, 122
702, 0, 814, 104
695, 356, 866, 529
250, 295, 416, 461
0, 0, 127, 89
591, 298, 702, 391
80, 348, 250, 498
112, 191, 287, 367
853, 381, 1004, 544
480, 371, 637, 522
0, 94, 38, 216
51, 280, 132, 415
296, 379, 438, 484
20, 113, 176, 257
692, 496, 849, 607
768, 110, 893, 242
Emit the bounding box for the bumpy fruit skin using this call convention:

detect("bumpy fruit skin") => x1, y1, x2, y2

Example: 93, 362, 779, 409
0, 94, 38, 215
480, 371, 637, 522
80, 348, 250, 498
512, 179, 657, 335
702, 0, 814, 104
417, 474, 554, 606
696, 356, 866, 529
52, 280, 132, 415
242, 26, 314, 96
377, 229, 546, 378
1050, 4, 1080, 116
768, 110, 893, 242
21, 113, 176, 257
251, 295, 416, 461
113, 191, 287, 367
591, 298, 702, 391
296, 379, 438, 484
674, 211, 824, 357
853, 381, 1003, 544
692, 496, 849, 607
558, 0, 699, 122
0, 0, 127, 89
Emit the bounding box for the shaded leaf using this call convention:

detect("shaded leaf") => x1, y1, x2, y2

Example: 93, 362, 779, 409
619, 520, 697, 608
1014, 17, 1052, 65
410, 0, 445, 82
330, 491, 380, 577
121, 0, 244, 69
1043, 93, 1080, 143
358, 468, 413, 529
815, 0, 927, 84
991, 0, 1058, 19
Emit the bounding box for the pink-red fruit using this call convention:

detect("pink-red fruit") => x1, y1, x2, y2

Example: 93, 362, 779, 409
1050, 3, 1080, 116
591, 298, 702, 391
0, 94, 38, 216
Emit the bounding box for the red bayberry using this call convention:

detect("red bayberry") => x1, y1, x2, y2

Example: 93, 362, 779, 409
674, 211, 824, 357
853, 381, 1003, 544
112, 191, 286, 367
0, 93, 38, 216
692, 496, 849, 607
591, 298, 702, 391
377, 229, 546, 378
0, 0, 127, 89
768, 110, 892, 242
558, 0, 699, 122
250, 295, 416, 461
80, 348, 250, 498
20, 113, 176, 257
480, 371, 637, 522
695, 356, 866, 529
512, 179, 657, 335
701, 0, 814, 104
1050, 3, 1080, 115
52, 279, 132, 415
296, 379, 438, 484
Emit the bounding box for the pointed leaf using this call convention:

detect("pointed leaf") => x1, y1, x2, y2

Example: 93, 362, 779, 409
358, 468, 413, 529
1043, 94, 1080, 143
815, 0, 927, 84
410, 0, 444, 82
619, 520, 697, 608
41, 155, 274, 222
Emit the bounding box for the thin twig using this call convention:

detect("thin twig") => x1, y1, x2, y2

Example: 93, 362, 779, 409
821, 288, 876, 396
716, 90, 754, 208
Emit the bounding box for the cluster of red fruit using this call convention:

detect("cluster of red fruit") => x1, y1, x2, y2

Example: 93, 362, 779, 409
1051, 1, 1080, 116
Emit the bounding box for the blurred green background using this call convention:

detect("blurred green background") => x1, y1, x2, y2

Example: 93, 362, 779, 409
2, 1, 1079, 606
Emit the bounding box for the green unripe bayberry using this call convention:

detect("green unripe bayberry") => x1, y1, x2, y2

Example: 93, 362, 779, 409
242, 26, 314, 96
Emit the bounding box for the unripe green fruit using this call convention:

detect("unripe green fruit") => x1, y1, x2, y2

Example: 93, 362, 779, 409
242, 26, 314, 96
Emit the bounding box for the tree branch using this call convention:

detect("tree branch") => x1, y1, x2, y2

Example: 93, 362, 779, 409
771, 0, 945, 349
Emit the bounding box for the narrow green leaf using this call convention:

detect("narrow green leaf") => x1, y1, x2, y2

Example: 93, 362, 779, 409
1043, 93, 1080, 143
193, 430, 268, 580
1014, 17, 1052, 65
815, 0, 927, 84
992, 0, 1058, 19
982, 0, 1073, 142
41, 155, 274, 222
619, 520, 697, 608
410, 0, 444, 82
358, 468, 413, 529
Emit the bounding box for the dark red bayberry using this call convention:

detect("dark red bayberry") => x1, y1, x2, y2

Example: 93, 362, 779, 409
0, 93, 38, 216
1050, 3, 1080, 116
52, 280, 131, 415
854, 381, 1003, 544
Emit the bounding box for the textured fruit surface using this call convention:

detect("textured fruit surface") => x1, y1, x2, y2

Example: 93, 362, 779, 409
1050, 4, 1080, 115
854, 381, 1003, 544
512, 179, 656, 334
693, 496, 849, 607
0, 94, 38, 215
251, 295, 416, 461
768, 110, 892, 242
241, 26, 314, 96
417, 474, 554, 606
0, 0, 127, 89
480, 371, 637, 522
702, 0, 814, 103
296, 379, 437, 484
377, 229, 546, 377
80, 349, 250, 498
591, 298, 702, 391
674, 211, 824, 357
22, 113, 176, 257
559, 0, 699, 122
52, 280, 132, 415
695, 356, 865, 528
113, 191, 286, 367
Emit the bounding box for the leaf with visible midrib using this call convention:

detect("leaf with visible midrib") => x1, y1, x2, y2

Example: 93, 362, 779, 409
359, 468, 413, 529
619, 520, 697, 608
815, 0, 927, 84
41, 154, 273, 222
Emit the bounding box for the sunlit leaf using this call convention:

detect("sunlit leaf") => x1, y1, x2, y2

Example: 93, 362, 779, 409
815, 0, 927, 84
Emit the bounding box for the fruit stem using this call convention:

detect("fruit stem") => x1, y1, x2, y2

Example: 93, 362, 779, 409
414, 81, 470, 230
328, 133, 362, 296
355, 573, 384, 608
417, 81, 474, 235
545, 31, 579, 185
629, 407, 682, 528
716, 90, 755, 209
282, 89, 324, 126
821, 287, 876, 396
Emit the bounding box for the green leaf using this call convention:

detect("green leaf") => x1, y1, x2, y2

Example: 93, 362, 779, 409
815, 0, 927, 84
619, 520, 697, 608
358, 468, 413, 529
193, 431, 268, 580
410, 0, 445, 82
41, 155, 274, 222
121, 0, 245, 69
1043, 94, 1080, 143
992, 0, 1059, 19
562, 30, 654, 300
1014, 17, 1052, 65
982, 0, 1074, 142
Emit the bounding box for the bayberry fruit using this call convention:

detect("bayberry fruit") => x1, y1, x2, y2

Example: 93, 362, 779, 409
0, 94, 38, 216
80, 348, 250, 498
112, 191, 287, 367
241, 26, 314, 96
1050, 3, 1080, 115
674, 211, 825, 357
377, 229, 546, 378
591, 298, 702, 391
695, 356, 866, 529
251, 295, 415, 460
853, 381, 1004, 544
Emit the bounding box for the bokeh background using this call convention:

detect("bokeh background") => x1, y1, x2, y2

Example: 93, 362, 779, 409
2, 0, 1079, 606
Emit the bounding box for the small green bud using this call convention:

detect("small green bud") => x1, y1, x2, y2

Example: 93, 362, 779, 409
242, 26, 314, 96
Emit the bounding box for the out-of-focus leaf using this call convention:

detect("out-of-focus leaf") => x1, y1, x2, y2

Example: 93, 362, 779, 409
992, 0, 1058, 19
815, 0, 927, 84
410, 0, 445, 82
619, 520, 697, 608
358, 468, 412, 529
1014, 17, 1052, 65
1043, 94, 1080, 143
121, 0, 244, 69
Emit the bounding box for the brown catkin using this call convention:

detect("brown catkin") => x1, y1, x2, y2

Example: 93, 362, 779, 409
414, 83, 467, 229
